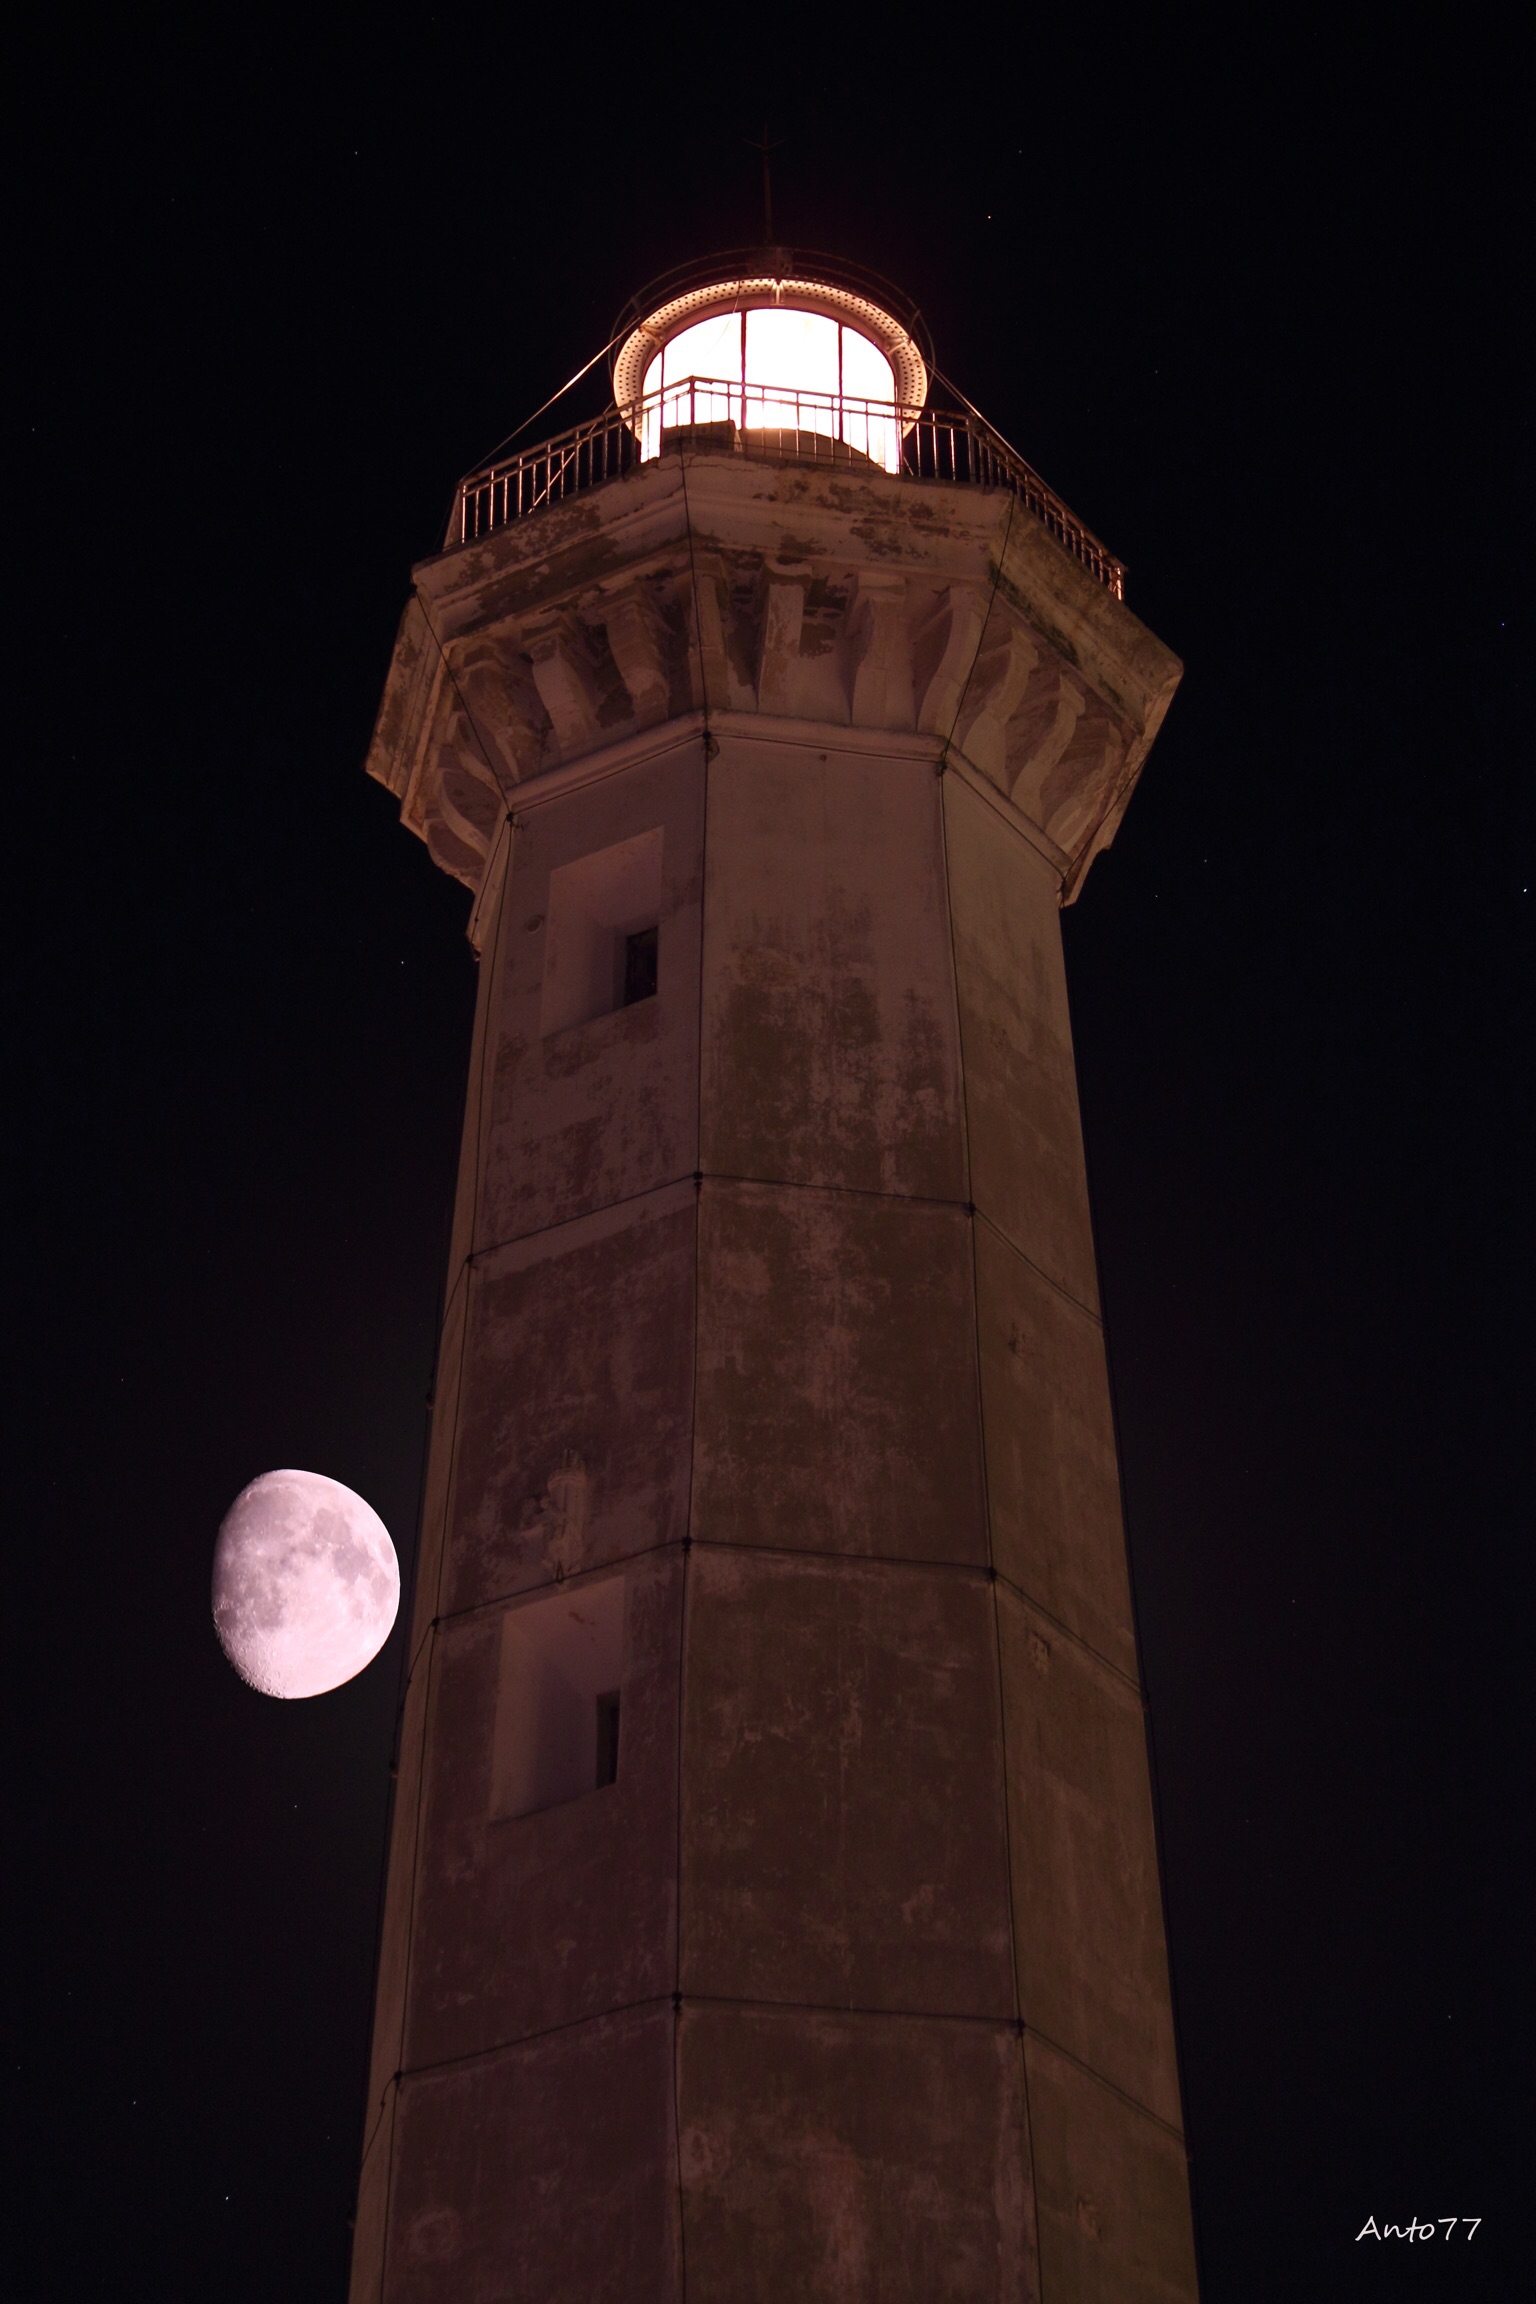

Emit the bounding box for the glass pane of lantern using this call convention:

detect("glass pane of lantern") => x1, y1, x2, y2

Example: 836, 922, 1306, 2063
644, 311, 743, 448
745, 306, 840, 436
635, 301, 903, 469
839, 326, 900, 471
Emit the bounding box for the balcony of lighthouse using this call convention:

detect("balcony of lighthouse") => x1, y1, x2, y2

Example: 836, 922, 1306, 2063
450, 253, 1127, 600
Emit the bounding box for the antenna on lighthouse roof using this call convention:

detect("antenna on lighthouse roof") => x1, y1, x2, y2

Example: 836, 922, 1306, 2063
746, 122, 784, 247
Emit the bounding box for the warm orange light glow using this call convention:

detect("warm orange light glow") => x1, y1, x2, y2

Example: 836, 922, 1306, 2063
628, 292, 913, 472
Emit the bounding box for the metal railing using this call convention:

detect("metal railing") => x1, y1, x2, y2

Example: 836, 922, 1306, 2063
452, 378, 1125, 598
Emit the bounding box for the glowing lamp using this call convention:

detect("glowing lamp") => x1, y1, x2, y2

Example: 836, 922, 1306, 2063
612, 255, 929, 473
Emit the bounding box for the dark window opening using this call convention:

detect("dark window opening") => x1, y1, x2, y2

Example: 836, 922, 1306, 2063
595, 1691, 621, 1788
621, 925, 658, 1007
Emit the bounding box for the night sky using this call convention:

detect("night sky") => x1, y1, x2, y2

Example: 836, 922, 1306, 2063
11, 14, 1530, 2300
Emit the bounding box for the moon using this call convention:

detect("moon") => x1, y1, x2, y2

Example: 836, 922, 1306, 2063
212, 1469, 399, 1698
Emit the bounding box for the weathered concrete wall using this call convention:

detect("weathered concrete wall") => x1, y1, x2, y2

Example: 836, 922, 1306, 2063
678, 2006, 1033, 2301
476, 741, 705, 1245
386, 2003, 680, 2300
404, 1544, 683, 2067
350, 445, 1193, 2301
699, 740, 964, 1197
693, 1174, 984, 1564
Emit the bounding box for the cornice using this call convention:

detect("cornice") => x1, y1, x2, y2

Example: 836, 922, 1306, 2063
364, 453, 1181, 919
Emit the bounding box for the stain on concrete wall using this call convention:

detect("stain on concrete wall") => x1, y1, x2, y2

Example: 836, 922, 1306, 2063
974, 1219, 1136, 1678
680, 1547, 1011, 2016
694, 1180, 985, 1563
702, 740, 964, 1199
449, 1186, 696, 1612
1025, 2033, 1199, 2303
678, 2006, 1034, 2304
387, 2003, 679, 2302
483, 741, 704, 1246
406, 1549, 682, 2069
998, 1588, 1179, 2122
943, 776, 1099, 1311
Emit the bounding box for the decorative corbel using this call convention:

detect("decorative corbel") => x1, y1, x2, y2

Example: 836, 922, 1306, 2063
524, 612, 605, 755
913, 585, 991, 738
1005, 671, 1089, 818
842, 570, 913, 730
953, 618, 1039, 785
679, 552, 735, 715
421, 795, 487, 891
455, 642, 547, 785
602, 585, 673, 728
1041, 723, 1125, 857
434, 728, 503, 857
756, 559, 809, 716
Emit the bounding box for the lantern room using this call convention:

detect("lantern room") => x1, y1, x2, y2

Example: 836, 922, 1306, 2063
611, 253, 930, 473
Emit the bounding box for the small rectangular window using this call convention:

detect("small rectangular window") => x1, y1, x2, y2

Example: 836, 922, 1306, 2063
490, 1574, 626, 1819
542, 827, 664, 1036
594, 1691, 621, 1788
621, 924, 658, 1008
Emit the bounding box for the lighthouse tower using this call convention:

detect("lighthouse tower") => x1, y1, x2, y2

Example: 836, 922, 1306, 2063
350, 252, 1197, 2303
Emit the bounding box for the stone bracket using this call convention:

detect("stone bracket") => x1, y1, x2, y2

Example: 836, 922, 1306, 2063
455, 640, 548, 785
681, 554, 734, 715
1006, 675, 1087, 811
526, 612, 605, 754
955, 619, 1040, 785
756, 560, 809, 717
841, 570, 913, 729
914, 585, 991, 738
601, 585, 673, 728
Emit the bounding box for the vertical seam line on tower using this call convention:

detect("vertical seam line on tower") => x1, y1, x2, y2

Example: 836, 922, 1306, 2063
375, 774, 514, 2300
672, 443, 708, 2304
934, 614, 1044, 2247
1072, 986, 1210, 2231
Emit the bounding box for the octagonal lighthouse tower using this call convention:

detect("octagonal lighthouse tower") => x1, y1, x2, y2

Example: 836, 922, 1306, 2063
351, 252, 1197, 2302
